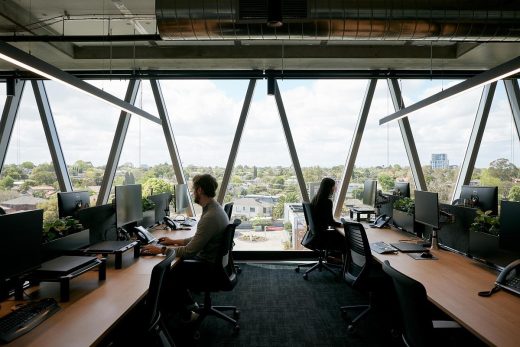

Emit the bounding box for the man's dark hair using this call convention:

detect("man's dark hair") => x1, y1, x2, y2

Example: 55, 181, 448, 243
192, 174, 218, 198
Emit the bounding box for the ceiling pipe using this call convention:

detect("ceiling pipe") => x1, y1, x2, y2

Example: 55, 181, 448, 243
0, 34, 161, 42
156, 0, 520, 42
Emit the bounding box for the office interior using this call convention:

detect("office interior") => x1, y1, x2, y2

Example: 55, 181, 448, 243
1, 1, 520, 346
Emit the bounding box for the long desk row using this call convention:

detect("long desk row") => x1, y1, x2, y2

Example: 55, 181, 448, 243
0, 228, 194, 347
338, 222, 520, 347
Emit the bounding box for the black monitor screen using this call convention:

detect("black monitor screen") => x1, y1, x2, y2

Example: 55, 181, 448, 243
394, 182, 410, 198
78, 204, 117, 243
175, 184, 190, 213
415, 190, 439, 229
0, 209, 43, 280
115, 184, 143, 228
499, 200, 520, 254
148, 192, 172, 224
362, 180, 377, 206
57, 191, 90, 218
460, 185, 498, 215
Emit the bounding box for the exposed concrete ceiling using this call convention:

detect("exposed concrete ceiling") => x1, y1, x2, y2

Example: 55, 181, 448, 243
0, 0, 519, 75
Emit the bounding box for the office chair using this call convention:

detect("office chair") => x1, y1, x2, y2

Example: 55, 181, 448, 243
340, 221, 375, 332
189, 219, 241, 336
142, 248, 177, 347
223, 202, 241, 274
382, 260, 462, 347
295, 202, 341, 280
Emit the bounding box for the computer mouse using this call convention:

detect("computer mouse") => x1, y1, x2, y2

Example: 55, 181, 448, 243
420, 251, 433, 258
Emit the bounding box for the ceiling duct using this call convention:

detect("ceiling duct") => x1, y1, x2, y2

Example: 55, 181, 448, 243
156, 0, 520, 41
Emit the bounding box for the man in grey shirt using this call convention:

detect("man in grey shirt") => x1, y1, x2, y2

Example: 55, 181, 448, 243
142, 173, 229, 320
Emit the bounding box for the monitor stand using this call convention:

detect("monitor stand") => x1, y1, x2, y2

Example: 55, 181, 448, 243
430, 228, 440, 250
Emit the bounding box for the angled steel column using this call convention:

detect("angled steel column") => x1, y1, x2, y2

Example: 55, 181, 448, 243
273, 80, 310, 202
217, 79, 256, 204
334, 79, 377, 217
149, 79, 195, 217
452, 82, 497, 202
0, 79, 25, 172
32, 80, 73, 192
387, 78, 427, 191
504, 79, 520, 140
98, 79, 141, 205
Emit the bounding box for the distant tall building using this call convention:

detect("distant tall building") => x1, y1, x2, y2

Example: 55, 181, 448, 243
431, 153, 449, 169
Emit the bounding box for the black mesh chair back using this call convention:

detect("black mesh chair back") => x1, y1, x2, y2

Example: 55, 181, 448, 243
301, 202, 320, 249
382, 260, 434, 347
343, 221, 371, 290
218, 219, 240, 289
143, 248, 176, 346
224, 202, 234, 220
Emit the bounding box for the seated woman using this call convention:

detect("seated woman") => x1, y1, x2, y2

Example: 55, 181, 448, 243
311, 177, 345, 254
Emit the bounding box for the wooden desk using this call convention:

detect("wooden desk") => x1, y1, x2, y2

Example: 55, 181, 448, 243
1, 227, 194, 347
338, 223, 520, 347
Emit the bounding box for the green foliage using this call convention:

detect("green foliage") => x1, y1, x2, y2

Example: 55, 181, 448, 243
352, 188, 363, 200
19, 179, 37, 193
284, 221, 292, 230
38, 196, 59, 221
142, 177, 173, 197
470, 209, 500, 236
507, 185, 520, 202
0, 175, 14, 189
251, 217, 272, 228
42, 216, 84, 242
393, 197, 415, 215
378, 174, 395, 192
272, 192, 300, 219
142, 197, 156, 211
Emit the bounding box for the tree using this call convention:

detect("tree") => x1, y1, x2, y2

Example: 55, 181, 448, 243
142, 178, 173, 197
507, 185, 520, 201
488, 158, 518, 182
378, 174, 394, 192
272, 192, 299, 219
19, 179, 37, 193
21, 161, 35, 170
0, 176, 14, 189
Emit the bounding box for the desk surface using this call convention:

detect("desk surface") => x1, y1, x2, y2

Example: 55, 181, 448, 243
1, 227, 194, 347
339, 223, 520, 347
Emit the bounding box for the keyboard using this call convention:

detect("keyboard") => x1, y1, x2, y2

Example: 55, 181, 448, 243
370, 242, 398, 254
0, 298, 60, 343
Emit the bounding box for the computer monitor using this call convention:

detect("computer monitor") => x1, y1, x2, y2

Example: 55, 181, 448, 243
499, 200, 520, 254
57, 191, 90, 218
77, 204, 117, 243
415, 190, 439, 229
115, 184, 143, 228
174, 184, 190, 213
147, 192, 172, 223
460, 185, 498, 215
0, 209, 43, 281
362, 180, 377, 207
394, 182, 410, 198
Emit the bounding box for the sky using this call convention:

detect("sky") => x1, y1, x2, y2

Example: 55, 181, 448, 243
1, 77, 519, 169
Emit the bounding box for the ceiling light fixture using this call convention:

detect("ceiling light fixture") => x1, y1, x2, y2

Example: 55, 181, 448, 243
0, 42, 160, 124
266, 0, 283, 28
379, 55, 520, 125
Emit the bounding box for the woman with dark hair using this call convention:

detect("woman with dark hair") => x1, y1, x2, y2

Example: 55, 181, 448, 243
311, 177, 344, 253
311, 177, 342, 231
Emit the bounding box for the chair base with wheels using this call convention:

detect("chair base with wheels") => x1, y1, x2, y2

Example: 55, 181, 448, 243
193, 290, 240, 337
340, 292, 372, 333
295, 251, 341, 280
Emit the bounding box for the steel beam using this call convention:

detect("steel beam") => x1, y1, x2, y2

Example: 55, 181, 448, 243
217, 80, 256, 204
380, 56, 520, 125
149, 79, 195, 217
0, 79, 25, 172
504, 79, 520, 141
31, 80, 73, 192
387, 79, 427, 191
98, 79, 141, 205
273, 80, 310, 202
334, 79, 377, 217
452, 83, 497, 202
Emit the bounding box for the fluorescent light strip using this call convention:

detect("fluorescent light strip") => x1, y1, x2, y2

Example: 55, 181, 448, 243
379, 55, 520, 125
0, 42, 161, 125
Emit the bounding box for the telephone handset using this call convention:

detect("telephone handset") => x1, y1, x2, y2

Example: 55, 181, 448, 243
370, 214, 392, 228
496, 259, 520, 295
134, 226, 156, 244
479, 259, 520, 297
163, 216, 180, 230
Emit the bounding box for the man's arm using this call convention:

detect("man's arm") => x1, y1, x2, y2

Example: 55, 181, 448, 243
173, 217, 213, 258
